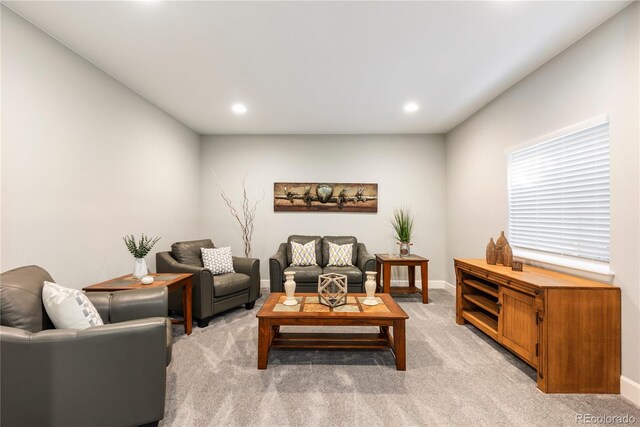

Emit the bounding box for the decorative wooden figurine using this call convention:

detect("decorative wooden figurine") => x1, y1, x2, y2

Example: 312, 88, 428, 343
511, 261, 523, 271
503, 243, 513, 267
496, 231, 508, 265
486, 238, 497, 265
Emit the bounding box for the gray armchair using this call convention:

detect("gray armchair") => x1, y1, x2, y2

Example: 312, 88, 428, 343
156, 239, 260, 328
269, 235, 376, 293
0, 265, 172, 427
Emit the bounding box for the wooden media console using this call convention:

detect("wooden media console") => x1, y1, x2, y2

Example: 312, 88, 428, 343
455, 258, 620, 394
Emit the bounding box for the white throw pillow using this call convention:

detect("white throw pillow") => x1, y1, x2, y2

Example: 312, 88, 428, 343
201, 247, 235, 275
327, 242, 354, 267
42, 281, 104, 330
291, 240, 317, 266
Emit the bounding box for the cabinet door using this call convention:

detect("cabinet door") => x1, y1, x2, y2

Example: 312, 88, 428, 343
498, 286, 538, 366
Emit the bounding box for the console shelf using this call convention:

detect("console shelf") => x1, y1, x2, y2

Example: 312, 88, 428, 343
455, 258, 620, 394
463, 294, 499, 316
462, 278, 498, 298
461, 309, 498, 339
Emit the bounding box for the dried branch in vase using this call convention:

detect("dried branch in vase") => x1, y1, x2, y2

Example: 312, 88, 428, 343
219, 176, 263, 257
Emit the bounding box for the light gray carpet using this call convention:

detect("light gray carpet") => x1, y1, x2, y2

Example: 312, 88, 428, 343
162, 290, 639, 426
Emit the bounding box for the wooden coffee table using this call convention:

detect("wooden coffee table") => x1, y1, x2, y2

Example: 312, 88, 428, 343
83, 273, 193, 335
375, 253, 429, 304
256, 293, 409, 370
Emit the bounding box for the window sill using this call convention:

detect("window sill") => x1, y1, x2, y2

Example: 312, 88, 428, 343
512, 248, 614, 284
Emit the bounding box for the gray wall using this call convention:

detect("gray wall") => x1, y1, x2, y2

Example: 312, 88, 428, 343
1, 7, 202, 287
445, 3, 639, 385
199, 134, 446, 283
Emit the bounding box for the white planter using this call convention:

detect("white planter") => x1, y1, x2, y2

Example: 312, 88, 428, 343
283, 271, 298, 306
363, 271, 378, 306
133, 258, 148, 279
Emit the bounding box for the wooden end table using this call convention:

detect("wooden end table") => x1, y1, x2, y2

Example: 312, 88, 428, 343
83, 273, 193, 335
256, 293, 409, 370
375, 254, 429, 304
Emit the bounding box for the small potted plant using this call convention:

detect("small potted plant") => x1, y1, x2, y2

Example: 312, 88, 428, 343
391, 207, 414, 257
123, 234, 161, 278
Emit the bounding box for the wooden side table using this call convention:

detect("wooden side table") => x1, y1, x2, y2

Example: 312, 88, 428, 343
375, 254, 429, 304
83, 273, 193, 335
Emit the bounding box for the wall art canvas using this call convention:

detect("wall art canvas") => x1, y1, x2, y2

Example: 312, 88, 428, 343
273, 182, 378, 212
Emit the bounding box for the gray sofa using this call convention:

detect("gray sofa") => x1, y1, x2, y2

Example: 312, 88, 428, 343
0, 265, 172, 427
269, 235, 375, 293
156, 239, 260, 327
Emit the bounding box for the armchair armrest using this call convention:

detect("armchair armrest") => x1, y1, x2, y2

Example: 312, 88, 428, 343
86, 287, 168, 324
269, 243, 288, 292
156, 251, 213, 319
357, 243, 376, 274
0, 318, 170, 426
233, 256, 261, 301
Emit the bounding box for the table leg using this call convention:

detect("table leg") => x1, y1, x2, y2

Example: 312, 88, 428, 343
393, 319, 406, 371
258, 318, 271, 369
376, 260, 382, 292
421, 261, 429, 304
408, 265, 416, 288
379, 325, 389, 337
183, 279, 193, 335
383, 263, 391, 294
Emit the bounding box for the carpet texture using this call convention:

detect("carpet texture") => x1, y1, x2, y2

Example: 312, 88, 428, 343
162, 290, 639, 426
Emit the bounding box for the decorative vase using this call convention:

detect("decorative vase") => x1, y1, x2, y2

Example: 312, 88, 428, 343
496, 231, 508, 265
399, 242, 411, 257
283, 272, 298, 306
503, 243, 513, 267
486, 238, 497, 265
363, 271, 378, 306
133, 258, 147, 279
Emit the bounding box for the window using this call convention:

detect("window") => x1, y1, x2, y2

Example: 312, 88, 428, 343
507, 117, 610, 269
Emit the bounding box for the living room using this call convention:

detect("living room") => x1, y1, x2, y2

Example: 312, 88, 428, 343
1, 1, 639, 426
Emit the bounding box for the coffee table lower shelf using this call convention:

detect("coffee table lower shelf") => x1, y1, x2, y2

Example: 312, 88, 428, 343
272, 332, 391, 349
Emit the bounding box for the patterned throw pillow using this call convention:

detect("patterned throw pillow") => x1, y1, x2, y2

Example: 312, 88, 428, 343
327, 242, 354, 267
291, 240, 317, 266
201, 247, 235, 275
42, 281, 104, 330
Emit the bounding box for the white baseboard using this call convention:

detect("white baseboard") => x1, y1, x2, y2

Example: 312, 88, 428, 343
260, 279, 456, 294
621, 375, 640, 407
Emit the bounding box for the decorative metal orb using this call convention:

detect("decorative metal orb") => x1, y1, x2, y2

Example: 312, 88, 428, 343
318, 273, 348, 307
316, 184, 333, 203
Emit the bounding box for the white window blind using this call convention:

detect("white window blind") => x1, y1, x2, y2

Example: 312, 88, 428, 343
508, 119, 610, 262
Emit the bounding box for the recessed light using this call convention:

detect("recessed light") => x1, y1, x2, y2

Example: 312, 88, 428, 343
231, 103, 247, 115
403, 102, 419, 113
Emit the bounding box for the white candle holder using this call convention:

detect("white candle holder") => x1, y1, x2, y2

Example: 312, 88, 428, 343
362, 271, 378, 306
283, 271, 298, 306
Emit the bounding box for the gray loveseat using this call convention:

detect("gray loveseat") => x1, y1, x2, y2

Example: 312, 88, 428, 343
269, 235, 375, 293
0, 265, 172, 427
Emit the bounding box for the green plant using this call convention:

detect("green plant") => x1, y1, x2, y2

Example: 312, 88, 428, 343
390, 207, 414, 243
123, 234, 161, 258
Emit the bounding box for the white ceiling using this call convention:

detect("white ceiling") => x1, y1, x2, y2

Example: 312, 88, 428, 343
4, 1, 631, 134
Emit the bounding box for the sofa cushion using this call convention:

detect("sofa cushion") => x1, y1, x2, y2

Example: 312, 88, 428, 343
0, 265, 55, 332
202, 247, 235, 275
327, 241, 353, 267
290, 241, 318, 266
172, 239, 214, 267
322, 266, 363, 284
283, 266, 323, 283
322, 236, 358, 267
42, 281, 104, 330
287, 235, 322, 266
213, 273, 251, 297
